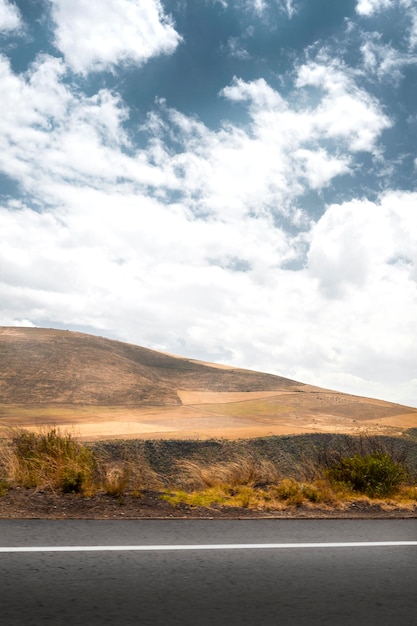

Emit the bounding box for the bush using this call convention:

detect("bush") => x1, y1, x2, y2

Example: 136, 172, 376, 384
6, 428, 95, 494
327, 453, 408, 497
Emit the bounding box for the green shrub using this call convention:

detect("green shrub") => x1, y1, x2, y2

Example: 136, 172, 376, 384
61, 469, 85, 494
327, 453, 407, 497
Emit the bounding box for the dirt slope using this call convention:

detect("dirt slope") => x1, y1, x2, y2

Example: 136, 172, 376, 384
1, 327, 416, 440
0, 327, 299, 405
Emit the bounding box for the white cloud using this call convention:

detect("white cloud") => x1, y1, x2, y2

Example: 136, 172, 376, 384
49, 0, 182, 75
356, 0, 416, 16
0, 0, 22, 32
249, 0, 267, 15
250, 0, 296, 17
0, 54, 139, 194
356, 0, 392, 15
294, 149, 350, 189
298, 191, 417, 404
226, 36, 251, 60
279, 0, 296, 18
0, 54, 364, 229
356, 1, 417, 53
1, 34, 390, 224
153, 65, 388, 225
2, 189, 417, 406
296, 58, 392, 151
0, 52, 390, 262
221, 0, 296, 17
409, 9, 417, 49
361, 36, 417, 81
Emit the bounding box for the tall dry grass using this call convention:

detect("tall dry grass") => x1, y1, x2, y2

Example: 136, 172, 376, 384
174, 456, 282, 490
94, 450, 161, 498
0, 427, 160, 497
164, 442, 416, 510
1, 428, 416, 510
2, 428, 95, 494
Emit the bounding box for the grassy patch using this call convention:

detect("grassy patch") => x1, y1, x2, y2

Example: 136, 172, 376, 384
0, 479, 11, 496
174, 456, 281, 490
405, 428, 417, 440
3, 428, 96, 494
197, 399, 292, 418
95, 449, 161, 499
163, 479, 345, 511
0, 427, 161, 498
160, 438, 417, 511
1, 428, 416, 511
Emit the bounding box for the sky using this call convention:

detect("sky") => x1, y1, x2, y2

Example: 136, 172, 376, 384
1, 0, 417, 407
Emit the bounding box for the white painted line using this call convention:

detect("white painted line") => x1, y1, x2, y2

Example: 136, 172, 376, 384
1, 541, 417, 553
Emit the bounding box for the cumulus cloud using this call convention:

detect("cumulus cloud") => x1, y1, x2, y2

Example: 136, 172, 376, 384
304, 191, 417, 400
0, 0, 22, 32
0, 51, 393, 271
356, 0, 392, 15
2, 190, 417, 405
145, 65, 387, 225
3, 52, 386, 229
295, 57, 392, 151
48, 0, 182, 74
0, 54, 141, 196
356, 0, 416, 16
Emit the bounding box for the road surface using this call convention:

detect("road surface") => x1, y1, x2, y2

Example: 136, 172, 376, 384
0, 519, 416, 625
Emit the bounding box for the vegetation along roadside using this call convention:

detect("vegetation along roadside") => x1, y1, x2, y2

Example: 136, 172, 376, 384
1, 427, 417, 518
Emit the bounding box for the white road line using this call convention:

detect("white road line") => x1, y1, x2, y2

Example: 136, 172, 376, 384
1, 541, 417, 553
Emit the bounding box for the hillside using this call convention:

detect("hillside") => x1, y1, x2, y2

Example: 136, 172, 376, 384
1, 327, 416, 440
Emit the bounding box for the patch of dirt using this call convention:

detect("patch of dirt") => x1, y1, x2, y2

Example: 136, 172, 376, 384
1, 488, 416, 519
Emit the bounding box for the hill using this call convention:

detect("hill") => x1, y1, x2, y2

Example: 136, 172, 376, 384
1, 327, 416, 440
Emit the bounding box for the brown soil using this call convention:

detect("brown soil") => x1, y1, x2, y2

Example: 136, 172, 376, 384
1, 488, 416, 520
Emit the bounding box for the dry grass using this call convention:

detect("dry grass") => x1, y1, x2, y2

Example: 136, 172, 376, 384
1, 427, 96, 494
162, 479, 343, 510
1, 427, 416, 513
163, 456, 348, 510
163, 444, 416, 511
174, 456, 281, 490
0, 427, 160, 497
95, 450, 161, 498
162, 476, 416, 511
396, 484, 417, 502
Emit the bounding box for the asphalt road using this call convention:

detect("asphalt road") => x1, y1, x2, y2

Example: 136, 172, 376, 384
0, 519, 416, 625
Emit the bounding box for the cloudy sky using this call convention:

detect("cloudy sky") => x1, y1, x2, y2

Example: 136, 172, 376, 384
1, 0, 417, 407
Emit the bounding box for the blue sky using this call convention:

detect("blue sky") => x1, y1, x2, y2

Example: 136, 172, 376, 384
1, 0, 417, 407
